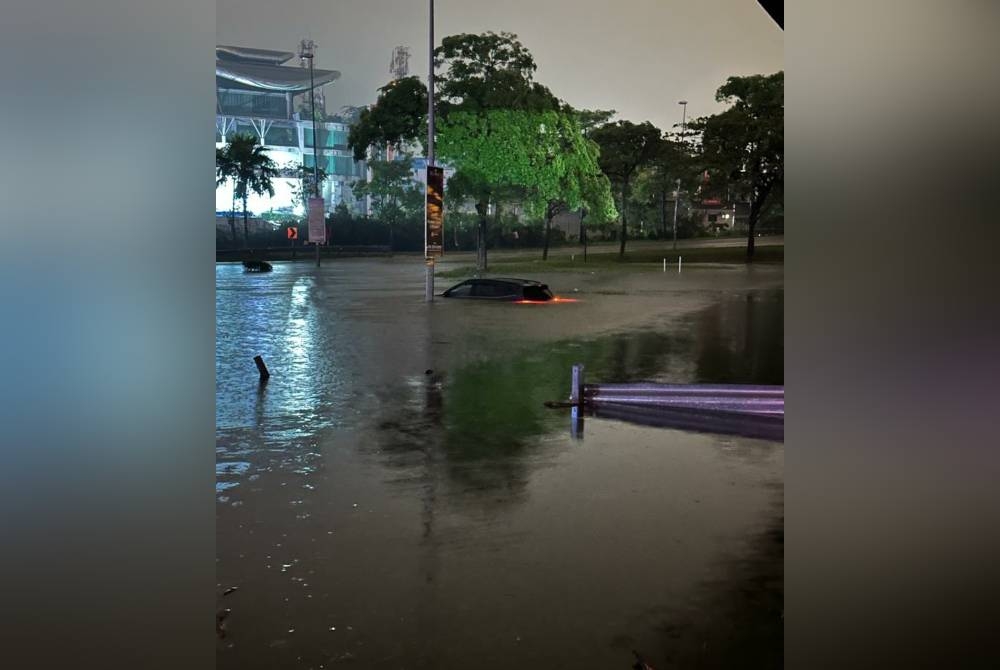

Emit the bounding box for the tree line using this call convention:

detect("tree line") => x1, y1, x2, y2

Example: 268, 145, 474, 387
216, 32, 782, 263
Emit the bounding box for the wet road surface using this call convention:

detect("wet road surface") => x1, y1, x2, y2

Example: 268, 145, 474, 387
217, 258, 783, 669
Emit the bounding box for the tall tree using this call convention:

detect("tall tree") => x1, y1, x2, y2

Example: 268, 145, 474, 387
590, 120, 663, 258
348, 77, 428, 161
688, 72, 783, 261
631, 139, 697, 240
568, 107, 616, 135
350, 32, 586, 270
215, 147, 238, 246
217, 133, 279, 248
435, 32, 560, 114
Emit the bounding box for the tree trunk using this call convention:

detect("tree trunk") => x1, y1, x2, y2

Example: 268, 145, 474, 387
542, 210, 552, 261
474, 198, 490, 272
660, 187, 667, 238
230, 187, 238, 247
618, 182, 629, 259
746, 197, 762, 262
242, 194, 250, 249
580, 212, 587, 262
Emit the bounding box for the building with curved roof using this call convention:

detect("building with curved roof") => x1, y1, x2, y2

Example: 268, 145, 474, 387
216, 44, 365, 217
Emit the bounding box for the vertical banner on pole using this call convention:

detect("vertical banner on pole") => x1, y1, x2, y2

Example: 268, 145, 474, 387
425, 166, 444, 257
308, 196, 326, 244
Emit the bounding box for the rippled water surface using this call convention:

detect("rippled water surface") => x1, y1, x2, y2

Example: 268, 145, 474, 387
217, 258, 783, 669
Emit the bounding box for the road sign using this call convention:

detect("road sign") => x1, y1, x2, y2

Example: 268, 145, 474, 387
308, 197, 325, 244
287, 227, 298, 240
425, 165, 444, 256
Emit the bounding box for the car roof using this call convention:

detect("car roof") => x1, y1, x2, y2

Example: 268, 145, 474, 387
471, 277, 545, 286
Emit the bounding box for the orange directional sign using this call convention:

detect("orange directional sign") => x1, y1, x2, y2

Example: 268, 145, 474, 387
287, 227, 298, 240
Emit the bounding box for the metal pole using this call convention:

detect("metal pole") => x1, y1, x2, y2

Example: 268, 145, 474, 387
672, 178, 680, 251
570, 364, 585, 406
309, 50, 321, 267
425, 0, 436, 302
675, 101, 687, 252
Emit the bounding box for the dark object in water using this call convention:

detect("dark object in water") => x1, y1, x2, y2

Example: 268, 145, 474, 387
632, 650, 656, 669
243, 260, 272, 272
217, 608, 232, 639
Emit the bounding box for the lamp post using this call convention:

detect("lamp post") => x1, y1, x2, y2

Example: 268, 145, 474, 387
300, 39, 321, 266
678, 100, 688, 142
425, 0, 436, 302
673, 101, 688, 251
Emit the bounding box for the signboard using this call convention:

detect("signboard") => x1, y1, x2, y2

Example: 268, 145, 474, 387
307, 197, 326, 244
425, 165, 444, 256
286, 227, 298, 240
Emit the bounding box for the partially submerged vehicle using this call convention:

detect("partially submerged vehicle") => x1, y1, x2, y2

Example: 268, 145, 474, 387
242, 260, 273, 273
441, 278, 555, 302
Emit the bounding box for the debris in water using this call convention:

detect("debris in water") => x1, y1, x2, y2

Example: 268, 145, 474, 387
223, 586, 238, 596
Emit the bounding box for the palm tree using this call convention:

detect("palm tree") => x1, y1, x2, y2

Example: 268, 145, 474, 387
217, 134, 279, 248
215, 147, 238, 246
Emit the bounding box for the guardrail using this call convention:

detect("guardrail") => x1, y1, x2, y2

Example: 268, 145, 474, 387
216, 245, 392, 261
557, 363, 784, 442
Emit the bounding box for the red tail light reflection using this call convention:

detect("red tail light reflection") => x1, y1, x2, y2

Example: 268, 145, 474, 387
514, 296, 580, 304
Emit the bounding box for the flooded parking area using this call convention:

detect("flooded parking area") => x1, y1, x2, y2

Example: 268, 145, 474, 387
217, 258, 783, 669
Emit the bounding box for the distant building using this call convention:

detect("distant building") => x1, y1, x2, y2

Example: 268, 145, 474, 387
691, 198, 749, 234
215, 44, 367, 216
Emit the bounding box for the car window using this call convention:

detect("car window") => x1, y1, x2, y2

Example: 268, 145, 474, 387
472, 281, 518, 298
446, 281, 473, 297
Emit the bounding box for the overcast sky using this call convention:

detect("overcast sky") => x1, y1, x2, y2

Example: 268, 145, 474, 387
217, 0, 782, 131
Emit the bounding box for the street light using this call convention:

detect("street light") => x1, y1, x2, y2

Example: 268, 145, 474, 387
673, 101, 687, 251
678, 100, 688, 142
425, 0, 436, 302
299, 38, 321, 267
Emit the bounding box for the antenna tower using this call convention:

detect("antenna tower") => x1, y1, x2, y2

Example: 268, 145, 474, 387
389, 45, 411, 80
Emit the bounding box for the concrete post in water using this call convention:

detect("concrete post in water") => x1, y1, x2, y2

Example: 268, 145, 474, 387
253, 355, 270, 382
570, 364, 585, 406
663, 258, 666, 273
678, 256, 682, 273
570, 404, 584, 440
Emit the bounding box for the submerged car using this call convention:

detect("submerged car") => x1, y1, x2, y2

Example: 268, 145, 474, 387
441, 278, 555, 302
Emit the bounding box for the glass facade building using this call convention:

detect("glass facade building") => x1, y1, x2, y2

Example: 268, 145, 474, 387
215, 45, 367, 216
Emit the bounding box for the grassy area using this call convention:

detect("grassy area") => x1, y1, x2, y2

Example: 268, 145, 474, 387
436, 243, 783, 279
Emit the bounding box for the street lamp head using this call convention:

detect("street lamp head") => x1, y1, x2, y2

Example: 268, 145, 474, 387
678, 100, 687, 106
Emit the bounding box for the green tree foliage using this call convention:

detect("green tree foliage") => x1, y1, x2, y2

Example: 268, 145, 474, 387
688, 71, 783, 260
215, 146, 239, 246
216, 133, 279, 248
631, 139, 699, 241
569, 107, 617, 135
434, 32, 560, 114
351, 156, 424, 250
436, 109, 615, 262
590, 120, 664, 258
348, 32, 612, 268
348, 77, 428, 160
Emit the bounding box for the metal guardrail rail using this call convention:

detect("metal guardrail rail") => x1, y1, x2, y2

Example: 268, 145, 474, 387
561, 363, 784, 442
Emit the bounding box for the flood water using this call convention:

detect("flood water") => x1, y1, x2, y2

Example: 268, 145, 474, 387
216, 258, 784, 669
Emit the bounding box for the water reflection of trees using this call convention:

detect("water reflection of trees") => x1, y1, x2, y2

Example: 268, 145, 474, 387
693, 289, 783, 385
366, 291, 783, 507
